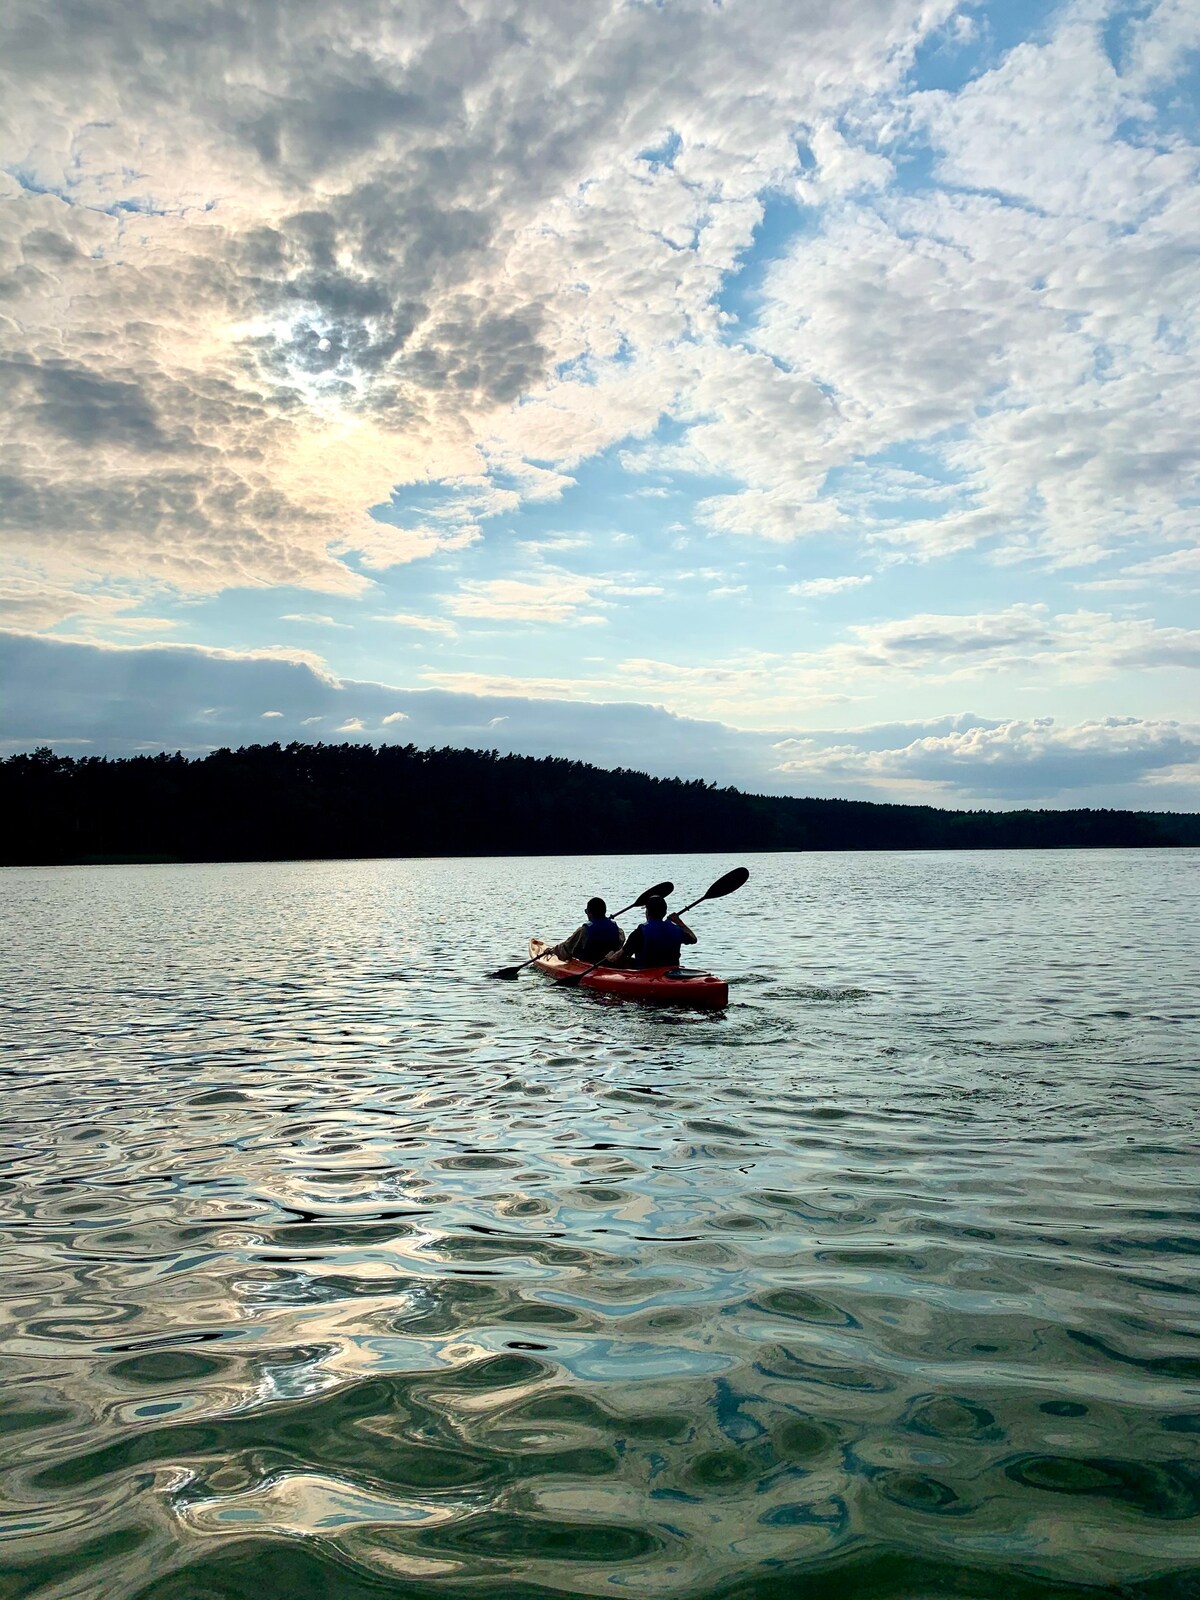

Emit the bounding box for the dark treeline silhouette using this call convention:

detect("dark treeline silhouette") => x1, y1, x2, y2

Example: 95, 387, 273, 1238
3, 743, 1198, 865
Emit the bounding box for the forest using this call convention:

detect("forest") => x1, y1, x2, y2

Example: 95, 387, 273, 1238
3, 742, 1197, 865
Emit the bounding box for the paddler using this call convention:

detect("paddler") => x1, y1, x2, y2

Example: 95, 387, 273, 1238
607, 894, 697, 968
552, 897, 624, 963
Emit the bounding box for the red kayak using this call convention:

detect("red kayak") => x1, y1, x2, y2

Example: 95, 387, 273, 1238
528, 938, 729, 1009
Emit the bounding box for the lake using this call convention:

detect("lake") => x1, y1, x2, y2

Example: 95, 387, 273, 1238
2, 849, 1198, 1600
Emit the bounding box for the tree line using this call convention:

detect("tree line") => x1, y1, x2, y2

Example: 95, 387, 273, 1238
2, 742, 1197, 865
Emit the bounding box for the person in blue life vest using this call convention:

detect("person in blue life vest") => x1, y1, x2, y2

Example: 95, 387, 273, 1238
607, 894, 697, 968
553, 897, 624, 963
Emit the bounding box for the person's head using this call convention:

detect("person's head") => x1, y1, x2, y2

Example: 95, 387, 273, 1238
586, 896, 607, 919
644, 894, 667, 920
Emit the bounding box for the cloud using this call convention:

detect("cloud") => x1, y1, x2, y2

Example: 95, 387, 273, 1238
261, 710, 284, 718
845, 605, 1058, 667
0, 0, 972, 611
841, 607, 1200, 676
790, 575, 873, 597
516, 532, 591, 554
771, 715, 1200, 802
661, 8, 1200, 565
417, 671, 591, 701
2, 0, 1193, 619
281, 612, 351, 627
607, 605, 1200, 723
372, 611, 457, 635
0, 629, 773, 785
615, 653, 855, 721
441, 568, 661, 625
3, 631, 1197, 810
0, 569, 179, 633
1074, 545, 1200, 592
340, 522, 481, 570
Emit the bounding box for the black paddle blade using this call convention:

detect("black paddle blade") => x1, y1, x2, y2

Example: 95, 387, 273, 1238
612, 880, 676, 918
636, 880, 673, 905
489, 965, 523, 980
703, 866, 750, 901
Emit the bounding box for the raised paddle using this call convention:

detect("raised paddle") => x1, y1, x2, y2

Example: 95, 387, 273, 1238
566, 865, 751, 985
489, 880, 675, 980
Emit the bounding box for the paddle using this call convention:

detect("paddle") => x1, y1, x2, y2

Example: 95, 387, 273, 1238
566, 865, 751, 984
488, 880, 675, 980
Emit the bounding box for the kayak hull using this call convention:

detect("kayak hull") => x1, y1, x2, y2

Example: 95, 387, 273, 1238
528, 938, 729, 1009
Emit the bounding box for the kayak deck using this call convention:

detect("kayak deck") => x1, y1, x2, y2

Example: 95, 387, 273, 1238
528, 938, 729, 1009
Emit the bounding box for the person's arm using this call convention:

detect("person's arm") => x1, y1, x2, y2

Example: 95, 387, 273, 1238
553, 924, 586, 959
606, 926, 642, 967
668, 913, 697, 945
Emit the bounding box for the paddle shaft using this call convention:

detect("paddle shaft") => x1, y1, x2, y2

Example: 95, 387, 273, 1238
671, 891, 712, 919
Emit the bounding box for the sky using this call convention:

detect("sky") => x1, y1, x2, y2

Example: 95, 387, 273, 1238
2, 0, 1198, 809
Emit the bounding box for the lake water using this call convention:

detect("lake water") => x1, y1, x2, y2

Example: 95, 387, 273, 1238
2, 850, 1199, 1600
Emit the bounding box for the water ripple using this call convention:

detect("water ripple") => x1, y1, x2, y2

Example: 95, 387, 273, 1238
2, 850, 1199, 1599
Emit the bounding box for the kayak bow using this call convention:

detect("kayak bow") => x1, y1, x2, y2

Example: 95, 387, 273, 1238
527, 938, 729, 1009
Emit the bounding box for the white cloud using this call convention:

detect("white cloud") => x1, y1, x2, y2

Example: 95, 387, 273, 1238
382, 710, 409, 725
697, 488, 844, 543
771, 714, 1200, 802
1075, 544, 1200, 591
281, 613, 350, 627
615, 652, 855, 720
341, 523, 482, 571
0, 569, 178, 633
443, 573, 606, 625
609, 604, 1200, 723
442, 568, 660, 625
373, 611, 458, 635
261, 710, 284, 718
517, 533, 591, 553
658, 6, 1200, 566
842, 606, 1200, 677
790, 575, 873, 597
418, 670, 591, 700
335, 717, 366, 733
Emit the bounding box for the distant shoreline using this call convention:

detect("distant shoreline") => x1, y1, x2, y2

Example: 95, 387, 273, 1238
7, 846, 1198, 872
4, 742, 1197, 867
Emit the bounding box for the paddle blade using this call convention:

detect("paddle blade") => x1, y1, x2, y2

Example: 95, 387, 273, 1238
612, 880, 675, 918
636, 880, 673, 905
702, 866, 750, 901
489, 965, 524, 980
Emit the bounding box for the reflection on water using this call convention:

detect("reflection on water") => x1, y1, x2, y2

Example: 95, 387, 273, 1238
2, 850, 1199, 1599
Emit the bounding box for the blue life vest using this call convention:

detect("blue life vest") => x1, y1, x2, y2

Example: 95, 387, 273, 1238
579, 916, 621, 961
633, 918, 684, 967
